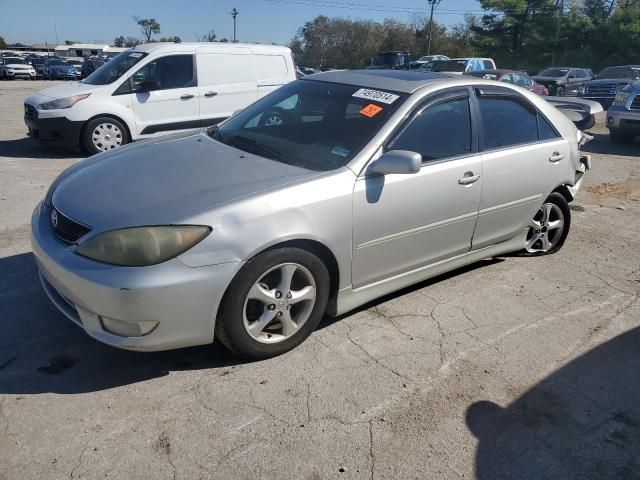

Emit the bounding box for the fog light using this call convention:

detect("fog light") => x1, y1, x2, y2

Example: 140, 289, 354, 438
100, 317, 158, 337
607, 116, 614, 125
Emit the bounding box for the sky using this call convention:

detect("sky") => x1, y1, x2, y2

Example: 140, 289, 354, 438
0, 0, 481, 46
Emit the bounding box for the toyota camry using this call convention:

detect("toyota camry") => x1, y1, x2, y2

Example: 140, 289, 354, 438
31, 70, 591, 359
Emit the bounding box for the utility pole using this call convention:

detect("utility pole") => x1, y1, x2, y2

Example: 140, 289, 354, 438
230, 8, 239, 43
426, 0, 442, 56
552, 0, 563, 66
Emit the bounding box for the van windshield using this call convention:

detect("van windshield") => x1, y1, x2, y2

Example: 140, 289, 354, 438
82, 51, 147, 85
212, 80, 407, 171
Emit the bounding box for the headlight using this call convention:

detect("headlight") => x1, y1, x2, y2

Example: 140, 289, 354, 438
614, 88, 631, 105
75, 226, 211, 266
39, 94, 91, 110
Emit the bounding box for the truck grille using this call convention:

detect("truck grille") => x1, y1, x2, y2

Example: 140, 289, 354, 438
630, 95, 640, 111
50, 207, 91, 243
24, 104, 37, 122
584, 83, 618, 97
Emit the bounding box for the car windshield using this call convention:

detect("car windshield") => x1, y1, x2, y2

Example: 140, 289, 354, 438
432, 60, 467, 72
597, 66, 640, 79
213, 80, 407, 171
6, 58, 26, 64
48, 60, 67, 66
82, 51, 146, 85
539, 68, 569, 77
372, 53, 400, 67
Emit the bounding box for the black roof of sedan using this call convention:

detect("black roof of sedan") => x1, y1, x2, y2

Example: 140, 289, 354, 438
303, 69, 450, 94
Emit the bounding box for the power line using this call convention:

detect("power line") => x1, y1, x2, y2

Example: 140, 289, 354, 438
263, 0, 560, 16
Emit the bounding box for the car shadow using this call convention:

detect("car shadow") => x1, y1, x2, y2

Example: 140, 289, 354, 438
0, 138, 86, 159
0, 249, 504, 395
0, 252, 243, 395
467, 326, 640, 480
581, 132, 639, 158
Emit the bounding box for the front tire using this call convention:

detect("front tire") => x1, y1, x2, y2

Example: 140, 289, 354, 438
555, 86, 565, 96
82, 117, 129, 154
523, 192, 570, 255
610, 129, 635, 144
215, 247, 330, 359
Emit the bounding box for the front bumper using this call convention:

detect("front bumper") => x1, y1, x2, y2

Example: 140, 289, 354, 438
582, 97, 614, 110
606, 105, 640, 132
50, 71, 77, 80
6, 70, 36, 79
24, 105, 84, 151
31, 202, 242, 351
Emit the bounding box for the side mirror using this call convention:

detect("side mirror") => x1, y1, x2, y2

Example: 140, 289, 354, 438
136, 80, 160, 93
369, 150, 422, 175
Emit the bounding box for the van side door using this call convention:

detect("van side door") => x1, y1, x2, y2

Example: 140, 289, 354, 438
196, 49, 257, 128
129, 54, 200, 137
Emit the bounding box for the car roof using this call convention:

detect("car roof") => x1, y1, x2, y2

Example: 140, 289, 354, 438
131, 42, 291, 55
303, 69, 450, 94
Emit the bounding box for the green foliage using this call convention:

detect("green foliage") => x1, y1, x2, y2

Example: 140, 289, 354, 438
0, 36, 6, 49
134, 16, 161, 42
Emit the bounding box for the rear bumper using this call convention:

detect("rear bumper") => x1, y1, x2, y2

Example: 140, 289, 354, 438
606, 106, 640, 132
31, 202, 242, 351
24, 107, 83, 151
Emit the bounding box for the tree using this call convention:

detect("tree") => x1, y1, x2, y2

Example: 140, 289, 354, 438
114, 36, 126, 47
0, 36, 6, 49
159, 36, 181, 43
200, 29, 217, 42
134, 16, 161, 42
64, 40, 79, 45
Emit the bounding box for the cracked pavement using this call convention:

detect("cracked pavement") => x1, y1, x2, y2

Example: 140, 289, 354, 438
1, 81, 639, 479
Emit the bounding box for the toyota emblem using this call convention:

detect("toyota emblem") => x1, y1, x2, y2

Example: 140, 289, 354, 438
50, 209, 59, 229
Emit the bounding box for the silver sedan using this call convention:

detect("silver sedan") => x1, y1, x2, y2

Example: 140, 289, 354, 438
31, 70, 591, 359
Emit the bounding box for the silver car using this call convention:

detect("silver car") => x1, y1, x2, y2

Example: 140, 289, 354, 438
31, 70, 592, 359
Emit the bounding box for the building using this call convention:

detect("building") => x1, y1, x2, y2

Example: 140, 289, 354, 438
53, 43, 128, 58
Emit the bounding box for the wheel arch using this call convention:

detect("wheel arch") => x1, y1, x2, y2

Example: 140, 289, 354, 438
552, 184, 574, 203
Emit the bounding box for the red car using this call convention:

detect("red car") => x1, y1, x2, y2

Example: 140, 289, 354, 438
467, 69, 549, 96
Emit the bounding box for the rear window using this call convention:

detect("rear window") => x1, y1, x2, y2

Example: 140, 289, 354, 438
432, 60, 467, 73
539, 68, 569, 77
479, 96, 538, 149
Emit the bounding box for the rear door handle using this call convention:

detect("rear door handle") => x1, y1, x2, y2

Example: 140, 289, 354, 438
204, 91, 218, 98
458, 172, 481, 185
180, 94, 195, 100
549, 152, 565, 163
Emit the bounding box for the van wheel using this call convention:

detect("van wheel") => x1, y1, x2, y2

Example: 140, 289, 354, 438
215, 247, 330, 359
83, 117, 129, 154
522, 192, 570, 256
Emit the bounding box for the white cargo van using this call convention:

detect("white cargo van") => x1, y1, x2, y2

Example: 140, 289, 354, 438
24, 42, 296, 153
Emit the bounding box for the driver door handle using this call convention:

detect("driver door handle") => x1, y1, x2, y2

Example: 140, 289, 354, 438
458, 172, 481, 185
549, 152, 565, 163
180, 94, 194, 100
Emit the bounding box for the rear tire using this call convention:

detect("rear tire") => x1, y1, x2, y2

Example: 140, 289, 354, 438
215, 247, 330, 360
556, 86, 565, 96
610, 129, 635, 144
82, 117, 129, 154
522, 192, 570, 256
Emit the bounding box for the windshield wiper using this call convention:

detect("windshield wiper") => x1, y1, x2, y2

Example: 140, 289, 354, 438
229, 135, 283, 160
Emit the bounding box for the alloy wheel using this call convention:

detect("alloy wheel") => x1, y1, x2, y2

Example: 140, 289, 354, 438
91, 123, 123, 151
525, 203, 565, 253
242, 263, 316, 344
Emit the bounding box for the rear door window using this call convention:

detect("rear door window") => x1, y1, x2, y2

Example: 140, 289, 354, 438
478, 94, 538, 149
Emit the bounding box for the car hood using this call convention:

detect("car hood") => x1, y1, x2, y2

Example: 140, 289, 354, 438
586, 78, 631, 85
33, 81, 100, 100
5, 63, 33, 68
51, 132, 320, 231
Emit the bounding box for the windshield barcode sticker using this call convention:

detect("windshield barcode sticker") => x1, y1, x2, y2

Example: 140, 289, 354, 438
352, 89, 399, 104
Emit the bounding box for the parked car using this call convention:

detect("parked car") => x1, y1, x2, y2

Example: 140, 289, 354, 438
605, 80, 640, 143
368, 51, 411, 70
24, 42, 296, 154
410, 54, 449, 70
32, 69, 591, 359
80, 56, 106, 79
0, 56, 36, 80
30, 56, 51, 78
67, 60, 83, 77
431, 58, 497, 75
532, 67, 592, 96
466, 69, 548, 95
581, 65, 640, 110
42, 59, 77, 80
